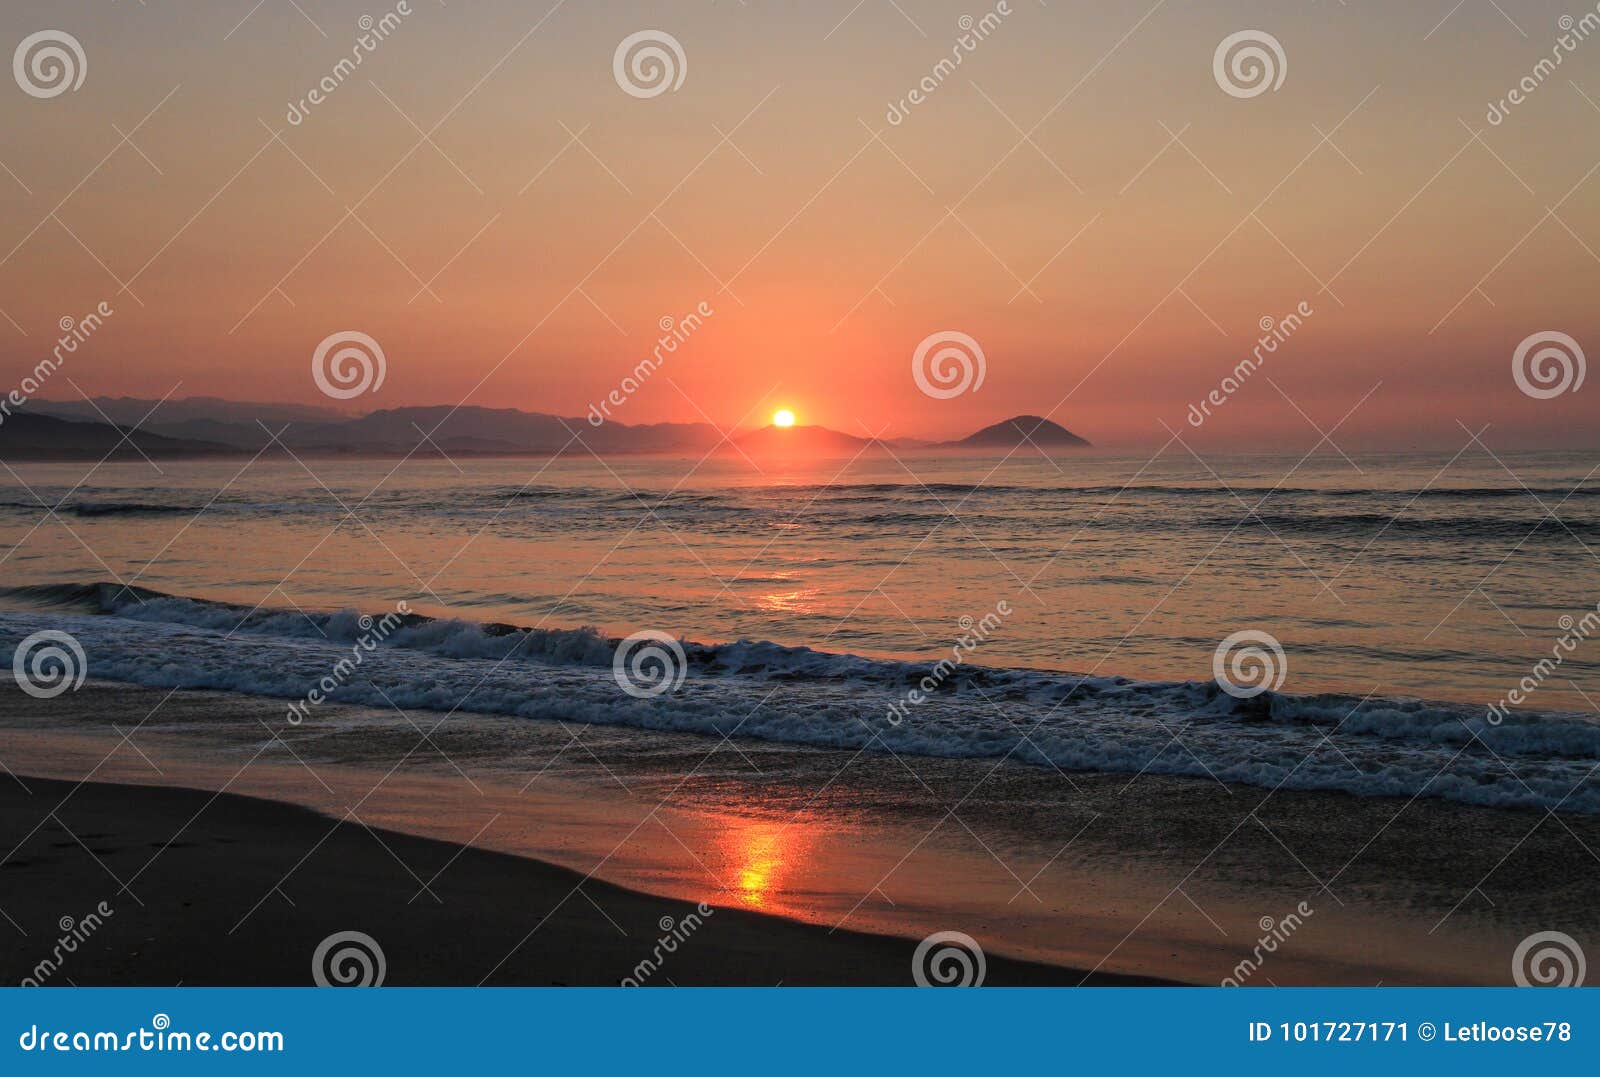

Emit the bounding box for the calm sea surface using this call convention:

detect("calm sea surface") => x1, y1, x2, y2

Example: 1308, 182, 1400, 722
2, 449, 1597, 812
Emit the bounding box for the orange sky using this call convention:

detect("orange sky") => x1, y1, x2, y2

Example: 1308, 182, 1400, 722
1, 0, 1597, 448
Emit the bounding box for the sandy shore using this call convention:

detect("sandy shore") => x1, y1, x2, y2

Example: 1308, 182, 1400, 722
3, 680, 1593, 985
0, 774, 1160, 986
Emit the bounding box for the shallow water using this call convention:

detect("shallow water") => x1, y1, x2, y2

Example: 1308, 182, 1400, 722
1, 449, 1596, 812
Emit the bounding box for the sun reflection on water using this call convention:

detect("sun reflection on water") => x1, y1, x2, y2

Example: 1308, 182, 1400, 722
756, 588, 819, 614
750, 571, 819, 614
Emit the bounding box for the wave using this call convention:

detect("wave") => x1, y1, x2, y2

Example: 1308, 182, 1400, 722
2, 583, 1598, 814
1200, 512, 1600, 541
0, 499, 201, 518
5, 482, 1593, 535
0, 582, 112, 612
740, 482, 1600, 502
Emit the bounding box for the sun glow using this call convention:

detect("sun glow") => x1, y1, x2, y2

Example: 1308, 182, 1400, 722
721, 819, 803, 909
772, 409, 795, 428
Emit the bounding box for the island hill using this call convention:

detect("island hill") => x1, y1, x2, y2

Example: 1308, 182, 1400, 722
2, 398, 1092, 459
734, 414, 1091, 455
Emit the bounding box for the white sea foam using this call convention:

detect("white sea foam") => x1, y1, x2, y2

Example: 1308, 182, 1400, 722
3, 594, 1598, 814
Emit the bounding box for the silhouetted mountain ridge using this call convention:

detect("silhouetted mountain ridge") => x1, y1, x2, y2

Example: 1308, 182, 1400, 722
0, 413, 235, 459
10, 399, 1090, 458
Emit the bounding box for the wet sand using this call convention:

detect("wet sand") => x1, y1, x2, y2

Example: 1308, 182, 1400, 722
0, 774, 1162, 986
2, 681, 1594, 985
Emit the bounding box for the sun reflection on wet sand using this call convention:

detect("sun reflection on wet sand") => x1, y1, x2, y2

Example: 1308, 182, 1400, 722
719, 817, 807, 910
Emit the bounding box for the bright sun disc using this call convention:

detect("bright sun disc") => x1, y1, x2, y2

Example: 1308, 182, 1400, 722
772, 409, 795, 428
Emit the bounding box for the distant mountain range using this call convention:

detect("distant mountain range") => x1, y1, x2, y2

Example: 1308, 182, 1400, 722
2, 397, 1091, 459
0, 413, 236, 460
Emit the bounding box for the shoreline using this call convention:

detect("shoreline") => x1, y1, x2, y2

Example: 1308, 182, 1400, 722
3, 681, 1587, 985
0, 774, 1158, 987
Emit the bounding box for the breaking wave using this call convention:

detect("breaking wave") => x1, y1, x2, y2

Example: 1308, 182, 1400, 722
2, 584, 1598, 814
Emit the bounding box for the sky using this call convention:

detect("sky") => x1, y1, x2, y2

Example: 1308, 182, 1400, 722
1, 0, 1597, 449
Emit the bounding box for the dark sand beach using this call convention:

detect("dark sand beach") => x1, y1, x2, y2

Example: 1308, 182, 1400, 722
3, 680, 1595, 986
0, 774, 1158, 987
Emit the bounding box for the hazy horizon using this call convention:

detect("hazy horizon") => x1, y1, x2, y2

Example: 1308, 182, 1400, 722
5, 2, 1600, 999
3, 1, 1597, 452
21, 391, 1094, 447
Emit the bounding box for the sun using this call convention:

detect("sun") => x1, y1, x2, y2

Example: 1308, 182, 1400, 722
772, 408, 796, 428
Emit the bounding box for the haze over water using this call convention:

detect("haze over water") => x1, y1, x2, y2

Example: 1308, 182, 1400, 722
4, 450, 1593, 707
3, 447, 1598, 816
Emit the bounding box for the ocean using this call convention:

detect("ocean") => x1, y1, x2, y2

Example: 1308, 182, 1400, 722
2, 448, 1597, 814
